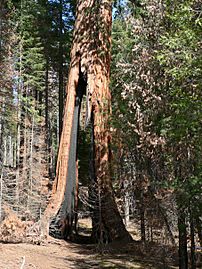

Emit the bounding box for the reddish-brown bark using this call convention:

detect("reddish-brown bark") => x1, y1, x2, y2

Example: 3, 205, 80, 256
42, 0, 132, 242
41, 54, 80, 237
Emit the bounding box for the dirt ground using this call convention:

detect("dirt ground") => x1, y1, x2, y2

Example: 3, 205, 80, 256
0, 239, 179, 269
0, 219, 184, 269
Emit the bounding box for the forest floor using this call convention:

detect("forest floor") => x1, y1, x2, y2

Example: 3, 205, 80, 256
0, 239, 179, 269
0, 219, 187, 269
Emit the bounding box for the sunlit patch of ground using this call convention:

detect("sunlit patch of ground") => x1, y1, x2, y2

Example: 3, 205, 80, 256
0, 218, 190, 269
0, 238, 179, 269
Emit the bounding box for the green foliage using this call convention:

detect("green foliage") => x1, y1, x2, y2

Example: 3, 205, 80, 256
156, 0, 202, 213
16, 0, 45, 94
157, 1, 201, 141
111, 0, 202, 222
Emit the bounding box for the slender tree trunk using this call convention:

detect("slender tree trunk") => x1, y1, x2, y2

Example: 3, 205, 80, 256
3, 137, 7, 166
45, 60, 52, 178
190, 209, 196, 269
178, 209, 188, 269
124, 187, 130, 227
15, 74, 21, 210
196, 216, 202, 248
58, 0, 64, 140
27, 115, 34, 211
42, 0, 131, 242
140, 191, 146, 242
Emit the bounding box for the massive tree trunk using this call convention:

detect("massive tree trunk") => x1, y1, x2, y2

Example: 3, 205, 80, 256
42, 0, 131, 242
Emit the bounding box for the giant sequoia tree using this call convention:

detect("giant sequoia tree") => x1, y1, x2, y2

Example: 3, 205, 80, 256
42, 0, 132, 242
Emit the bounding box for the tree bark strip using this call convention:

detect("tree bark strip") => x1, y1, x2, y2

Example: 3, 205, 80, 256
41, 55, 80, 236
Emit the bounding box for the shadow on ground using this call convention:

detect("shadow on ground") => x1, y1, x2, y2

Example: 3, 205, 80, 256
62, 240, 179, 269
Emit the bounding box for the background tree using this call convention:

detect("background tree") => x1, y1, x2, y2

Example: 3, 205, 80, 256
111, 0, 201, 266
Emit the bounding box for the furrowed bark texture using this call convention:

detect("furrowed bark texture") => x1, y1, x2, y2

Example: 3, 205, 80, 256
42, 0, 131, 242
